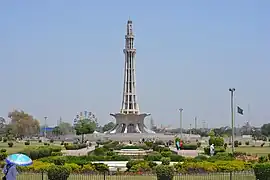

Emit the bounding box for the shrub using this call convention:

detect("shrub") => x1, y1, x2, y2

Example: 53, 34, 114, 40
144, 153, 162, 161
0, 152, 8, 161
156, 165, 174, 180
238, 141, 242, 145
161, 151, 172, 157
53, 157, 66, 165
47, 165, 71, 180
21, 146, 60, 160
126, 160, 143, 171
93, 163, 109, 172
209, 137, 224, 146
181, 144, 197, 150
149, 161, 158, 168
208, 152, 234, 162
8, 142, 13, 147
197, 142, 201, 148
2, 138, 7, 142
204, 146, 225, 155
65, 144, 87, 150
254, 162, 270, 180
259, 156, 268, 163
50, 139, 54, 143
51, 152, 63, 156
169, 154, 185, 162
174, 160, 248, 173
25, 141, 30, 145
60, 141, 64, 145
38, 140, 42, 143
224, 143, 227, 149
234, 140, 239, 147
145, 141, 153, 148
161, 157, 170, 165
0, 149, 7, 153
194, 155, 208, 162
106, 151, 115, 156
93, 147, 107, 156
130, 161, 151, 172
44, 143, 49, 146
261, 143, 265, 147
103, 141, 119, 150
233, 152, 247, 157
245, 141, 249, 145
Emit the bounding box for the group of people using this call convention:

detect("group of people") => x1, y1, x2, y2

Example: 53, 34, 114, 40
175, 140, 183, 150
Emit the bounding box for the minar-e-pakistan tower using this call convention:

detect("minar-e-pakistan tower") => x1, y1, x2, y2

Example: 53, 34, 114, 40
107, 20, 155, 134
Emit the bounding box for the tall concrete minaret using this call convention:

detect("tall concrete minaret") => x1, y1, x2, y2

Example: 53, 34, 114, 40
108, 20, 155, 134
120, 20, 139, 114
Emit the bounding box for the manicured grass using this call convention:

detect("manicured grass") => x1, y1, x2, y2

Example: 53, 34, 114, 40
8, 173, 255, 180
227, 146, 270, 156
0, 141, 63, 154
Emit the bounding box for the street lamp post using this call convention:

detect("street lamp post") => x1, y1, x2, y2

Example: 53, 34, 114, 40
179, 108, 183, 139
229, 88, 235, 154
44, 116, 47, 139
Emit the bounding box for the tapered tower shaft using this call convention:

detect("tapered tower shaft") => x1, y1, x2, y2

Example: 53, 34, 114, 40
121, 20, 139, 114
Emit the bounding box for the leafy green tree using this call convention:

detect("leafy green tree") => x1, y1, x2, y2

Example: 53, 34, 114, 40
8, 110, 40, 138
208, 129, 215, 137
52, 126, 61, 136
58, 122, 73, 135
74, 118, 96, 143
261, 123, 270, 137
102, 122, 115, 132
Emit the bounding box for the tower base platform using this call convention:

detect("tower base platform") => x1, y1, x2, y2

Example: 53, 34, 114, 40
106, 113, 155, 134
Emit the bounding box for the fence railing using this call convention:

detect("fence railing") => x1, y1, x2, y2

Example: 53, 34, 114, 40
2, 171, 256, 180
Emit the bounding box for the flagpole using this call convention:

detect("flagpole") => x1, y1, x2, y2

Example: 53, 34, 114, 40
229, 88, 235, 154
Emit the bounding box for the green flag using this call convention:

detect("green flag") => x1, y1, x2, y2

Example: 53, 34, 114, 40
237, 106, 244, 115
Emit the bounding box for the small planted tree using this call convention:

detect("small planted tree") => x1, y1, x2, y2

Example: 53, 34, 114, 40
156, 164, 174, 180
74, 118, 96, 143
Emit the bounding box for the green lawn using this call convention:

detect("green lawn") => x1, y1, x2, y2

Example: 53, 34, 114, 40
227, 146, 270, 156
5, 173, 255, 180
0, 141, 63, 154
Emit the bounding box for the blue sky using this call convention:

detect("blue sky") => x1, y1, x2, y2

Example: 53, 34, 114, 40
0, 0, 269, 128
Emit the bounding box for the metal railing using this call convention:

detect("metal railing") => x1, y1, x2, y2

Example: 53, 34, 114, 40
2, 171, 256, 180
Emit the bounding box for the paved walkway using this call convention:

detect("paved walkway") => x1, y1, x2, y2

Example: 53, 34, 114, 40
62, 146, 95, 156
169, 147, 199, 157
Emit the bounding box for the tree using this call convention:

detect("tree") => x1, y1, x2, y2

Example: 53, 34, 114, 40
261, 123, 270, 137
8, 110, 40, 138
208, 129, 215, 137
52, 126, 61, 136
58, 122, 73, 135
102, 122, 115, 132
74, 118, 96, 143
0, 117, 6, 135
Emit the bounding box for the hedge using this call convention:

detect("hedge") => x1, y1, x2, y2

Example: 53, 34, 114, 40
181, 144, 197, 150
39, 155, 131, 165
20, 146, 62, 160
254, 162, 270, 180
18, 160, 109, 173
204, 146, 225, 155
174, 160, 252, 173
64, 144, 87, 150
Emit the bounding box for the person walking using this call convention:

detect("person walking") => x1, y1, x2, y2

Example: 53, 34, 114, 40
210, 144, 215, 156
86, 140, 90, 149
2, 162, 18, 180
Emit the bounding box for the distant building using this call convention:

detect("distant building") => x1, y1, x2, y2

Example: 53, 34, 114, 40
40, 127, 55, 136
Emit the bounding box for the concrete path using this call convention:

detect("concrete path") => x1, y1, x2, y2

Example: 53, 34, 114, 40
169, 147, 199, 157
62, 146, 95, 156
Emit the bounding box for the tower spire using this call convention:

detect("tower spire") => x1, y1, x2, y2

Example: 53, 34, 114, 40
121, 19, 138, 114
108, 19, 154, 134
